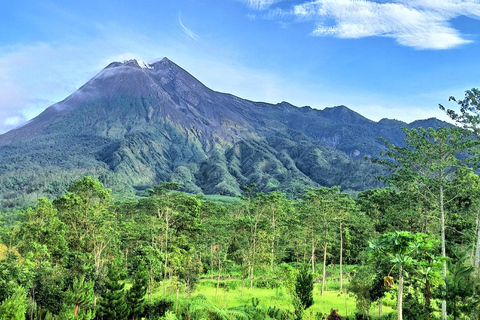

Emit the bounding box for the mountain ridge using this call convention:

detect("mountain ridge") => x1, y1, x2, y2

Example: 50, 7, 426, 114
0, 58, 447, 207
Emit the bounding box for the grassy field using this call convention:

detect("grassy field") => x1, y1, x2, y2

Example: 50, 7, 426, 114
190, 281, 395, 319
151, 265, 396, 319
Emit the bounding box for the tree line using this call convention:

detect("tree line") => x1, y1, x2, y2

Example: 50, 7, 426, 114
1, 89, 480, 319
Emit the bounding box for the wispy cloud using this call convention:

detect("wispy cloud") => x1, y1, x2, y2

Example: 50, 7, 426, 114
243, 0, 278, 10
254, 0, 480, 49
178, 13, 200, 41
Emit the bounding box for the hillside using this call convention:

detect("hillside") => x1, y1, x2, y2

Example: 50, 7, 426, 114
0, 58, 446, 207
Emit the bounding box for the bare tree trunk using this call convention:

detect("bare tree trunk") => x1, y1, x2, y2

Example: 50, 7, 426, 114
472, 208, 480, 320
379, 298, 383, 316
426, 279, 431, 320
210, 245, 214, 280
440, 185, 447, 320
241, 278, 244, 296
250, 265, 254, 289
216, 259, 222, 298
398, 266, 404, 320
321, 241, 327, 296
271, 210, 276, 272
311, 231, 315, 273
339, 222, 343, 292
163, 209, 170, 297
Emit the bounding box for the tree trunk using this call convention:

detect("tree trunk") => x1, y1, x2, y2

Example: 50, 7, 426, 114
251, 222, 257, 289
425, 279, 431, 320
311, 230, 315, 273
250, 265, 254, 289
163, 210, 170, 296
210, 245, 214, 280
472, 209, 480, 320
321, 241, 327, 296
339, 222, 343, 292
216, 259, 222, 298
379, 298, 382, 316
440, 184, 447, 320
271, 211, 276, 272
398, 266, 403, 320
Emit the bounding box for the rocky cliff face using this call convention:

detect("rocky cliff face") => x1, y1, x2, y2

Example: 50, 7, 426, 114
0, 58, 447, 205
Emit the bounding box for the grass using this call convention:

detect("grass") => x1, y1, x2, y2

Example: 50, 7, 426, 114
152, 276, 395, 319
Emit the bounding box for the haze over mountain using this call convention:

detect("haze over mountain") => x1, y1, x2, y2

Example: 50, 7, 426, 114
0, 58, 446, 207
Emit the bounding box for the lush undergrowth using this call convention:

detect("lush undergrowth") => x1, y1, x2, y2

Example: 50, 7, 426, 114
148, 265, 396, 319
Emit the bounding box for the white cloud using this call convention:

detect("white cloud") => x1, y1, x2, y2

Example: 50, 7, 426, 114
244, 0, 277, 10
283, 0, 480, 49
178, 13, 200, 41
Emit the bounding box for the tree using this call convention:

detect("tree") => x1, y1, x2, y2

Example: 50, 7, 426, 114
236, 184, 272, 289
368, 231, 438, 320
17, 198, 68, 263
126, 260, 148, 320
0, 286, 27, 320
301, 187, 355, 295
99, 261, 128, 320
54, 176, 115, 273
144, 182, 201, 296
0, 250, 34, 303
441, 88, 480, 319
61, 276, 95, 320
375, 126, 478, 320
295, 264, 314, 312
443, 249, 476, 320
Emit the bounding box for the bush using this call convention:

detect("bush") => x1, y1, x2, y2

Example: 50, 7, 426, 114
327, 309, 343, 320
142, 298, 174, 319
253, 279, 282, 289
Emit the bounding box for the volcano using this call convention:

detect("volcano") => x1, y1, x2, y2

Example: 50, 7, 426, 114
0, 58, 446, 206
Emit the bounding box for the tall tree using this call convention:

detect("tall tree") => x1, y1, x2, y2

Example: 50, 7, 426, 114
144, 182, 201, 296
238, 184, 271, 288
441, 88, 480, 319
368, 231, 438, 320
61, 276, 95, 320
301, 187, 355, 295
99, 261, 128, 320
375, 126, 478, 320
54, 176, 115, 273
126, 260, 148, 320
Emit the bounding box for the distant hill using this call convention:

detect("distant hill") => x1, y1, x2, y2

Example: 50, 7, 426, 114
0, 58, 447, 207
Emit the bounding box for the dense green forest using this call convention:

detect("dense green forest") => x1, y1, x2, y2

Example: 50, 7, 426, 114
2, 90, 480, 320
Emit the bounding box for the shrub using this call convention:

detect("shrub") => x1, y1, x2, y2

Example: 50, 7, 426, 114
142, 298, 174, 319
327, 308, 343, 320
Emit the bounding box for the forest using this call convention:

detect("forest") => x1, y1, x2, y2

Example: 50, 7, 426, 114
2, 90, 480, 320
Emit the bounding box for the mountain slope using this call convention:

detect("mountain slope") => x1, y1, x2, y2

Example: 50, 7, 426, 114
0, 58, 446, 207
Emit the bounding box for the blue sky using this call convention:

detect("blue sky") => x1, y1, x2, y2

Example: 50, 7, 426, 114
1, 0, 480, 133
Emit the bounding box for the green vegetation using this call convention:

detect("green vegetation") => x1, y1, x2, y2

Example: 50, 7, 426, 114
2, 89, 480, 319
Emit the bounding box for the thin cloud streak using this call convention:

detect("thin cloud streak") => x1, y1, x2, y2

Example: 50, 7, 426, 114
256, 0, 480, 49
243, 0, 277, 10
178, 13, 200, 41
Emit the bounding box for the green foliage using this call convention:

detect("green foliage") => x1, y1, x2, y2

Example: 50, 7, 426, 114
99, 260, 128, 320
32, 261, 67, 315
143, 298, 174, 319
126, 260, 148, 319
0, 249, 34, 303
3, 163, 480, 320
0, 286, 27, 320
348, 264, 376, 317
295, 265, 314, 312
443, 249, 476, 319
61, 276, 95, 319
